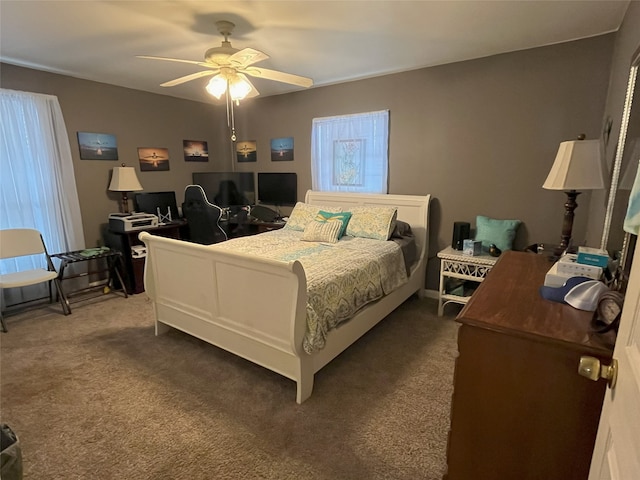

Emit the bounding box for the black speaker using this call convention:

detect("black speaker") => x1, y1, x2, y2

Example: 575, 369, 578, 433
452, 222, 471, 250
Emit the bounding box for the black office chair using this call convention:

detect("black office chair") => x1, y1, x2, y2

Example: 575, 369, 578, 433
182, 185, 227, 245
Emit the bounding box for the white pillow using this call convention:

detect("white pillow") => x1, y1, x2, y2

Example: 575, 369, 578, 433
301, 219, 341, 243
284, 202, 342, 231
345, 206, 398, 240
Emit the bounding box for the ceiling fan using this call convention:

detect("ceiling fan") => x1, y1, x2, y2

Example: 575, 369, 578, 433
138, 20, 313, 102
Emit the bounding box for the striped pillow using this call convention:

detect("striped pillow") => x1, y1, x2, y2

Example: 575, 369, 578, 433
301, 220, 341, 243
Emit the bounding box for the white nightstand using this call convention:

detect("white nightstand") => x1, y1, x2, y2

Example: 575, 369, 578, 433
437, 246, 498, 316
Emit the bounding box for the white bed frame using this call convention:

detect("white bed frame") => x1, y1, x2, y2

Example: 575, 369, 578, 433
139, 191, 431, 403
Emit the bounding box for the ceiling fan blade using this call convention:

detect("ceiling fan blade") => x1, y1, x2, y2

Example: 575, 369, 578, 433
160, 70, 218, 87
227, 48, 270, 68
137, 55, 213, 69
241, 66, 313, 88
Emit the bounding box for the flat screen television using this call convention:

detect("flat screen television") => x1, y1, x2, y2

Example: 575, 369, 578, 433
192, 172, 255, 209
257, 172, 297, 207
134, 191, 180, 220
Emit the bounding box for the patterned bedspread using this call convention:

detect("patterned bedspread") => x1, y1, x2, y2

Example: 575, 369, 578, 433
213, 229, 408, 353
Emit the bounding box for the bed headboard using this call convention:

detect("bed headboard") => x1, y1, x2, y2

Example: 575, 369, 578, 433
304, 190, 431, 261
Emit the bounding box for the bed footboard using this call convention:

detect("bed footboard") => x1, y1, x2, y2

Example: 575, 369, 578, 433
139, 232, 313, 402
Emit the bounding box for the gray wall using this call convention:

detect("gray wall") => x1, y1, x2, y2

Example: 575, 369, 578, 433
237, 35, 614, 288
0, 33, 617, 290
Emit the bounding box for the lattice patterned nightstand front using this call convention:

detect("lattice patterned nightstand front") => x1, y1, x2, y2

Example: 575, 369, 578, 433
437, 246, 498, 316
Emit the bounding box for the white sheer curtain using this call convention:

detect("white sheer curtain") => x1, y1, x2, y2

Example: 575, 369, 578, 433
0, 89, 84, 278
311, 110, 389, 193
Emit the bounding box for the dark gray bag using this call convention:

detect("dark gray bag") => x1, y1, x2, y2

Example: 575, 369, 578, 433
1, 424, 23, 480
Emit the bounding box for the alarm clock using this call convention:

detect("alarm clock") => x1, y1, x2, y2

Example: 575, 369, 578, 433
592, 290, 625, 333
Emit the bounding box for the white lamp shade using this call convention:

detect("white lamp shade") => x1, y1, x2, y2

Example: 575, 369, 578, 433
109, 167, 143, 192
206, 73, 252, 102
206, 75, 227, 99
543, 139, 605, 190
229, 75, 252, 101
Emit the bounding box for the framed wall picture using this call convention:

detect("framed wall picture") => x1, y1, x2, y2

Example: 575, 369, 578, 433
236, 140, 257, 162
77, 132, 118, 160
271, 137, 294, 161
183, 140, 209, 162
138, 147, 170, 171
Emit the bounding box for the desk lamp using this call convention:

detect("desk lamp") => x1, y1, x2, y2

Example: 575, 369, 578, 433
543, 134, 605, 257
109, 164, 143, 213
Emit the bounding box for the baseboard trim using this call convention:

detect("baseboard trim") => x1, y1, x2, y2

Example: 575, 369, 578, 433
424, 289, 438, 300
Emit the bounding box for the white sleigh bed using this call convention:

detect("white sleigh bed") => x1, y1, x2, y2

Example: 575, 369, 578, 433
139, 191, 431, 403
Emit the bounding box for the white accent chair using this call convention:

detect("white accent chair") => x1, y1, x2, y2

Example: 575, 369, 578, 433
0, 229, 71, 332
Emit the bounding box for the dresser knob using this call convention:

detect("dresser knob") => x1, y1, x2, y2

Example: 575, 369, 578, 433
578, 356, 618, 389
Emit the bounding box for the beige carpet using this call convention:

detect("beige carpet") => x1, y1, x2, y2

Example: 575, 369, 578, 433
0, 293, 460, 480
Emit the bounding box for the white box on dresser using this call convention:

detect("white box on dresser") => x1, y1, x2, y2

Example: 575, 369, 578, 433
556, 254, 603, 279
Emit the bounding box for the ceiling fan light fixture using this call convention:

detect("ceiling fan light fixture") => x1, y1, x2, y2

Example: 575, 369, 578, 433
205, 75, 227, 99
229, 76, 251, 102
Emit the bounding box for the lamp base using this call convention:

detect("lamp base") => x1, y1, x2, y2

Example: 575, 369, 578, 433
553, 190, 580, 257
119, 192, 131, 214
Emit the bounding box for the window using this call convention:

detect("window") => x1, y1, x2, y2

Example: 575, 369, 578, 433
0, 89, 84, 278
311, 110, 389, 193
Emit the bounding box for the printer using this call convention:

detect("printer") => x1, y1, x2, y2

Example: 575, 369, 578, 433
108, 212, 158, 232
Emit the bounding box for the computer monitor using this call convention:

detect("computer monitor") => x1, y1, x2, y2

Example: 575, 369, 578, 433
134, 191, 180, 220
257, 172, 297, 206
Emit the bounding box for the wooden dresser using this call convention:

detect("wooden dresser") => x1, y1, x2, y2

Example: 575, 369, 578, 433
444, 251, 616, 480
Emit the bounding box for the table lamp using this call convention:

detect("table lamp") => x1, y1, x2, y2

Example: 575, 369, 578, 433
109, 164, 143, 213
543, 134, 605, 257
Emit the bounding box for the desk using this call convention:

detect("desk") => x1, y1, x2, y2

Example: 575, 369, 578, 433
223, 219, 286, 238
51, 249, 127, 303
104, 222, 186, 294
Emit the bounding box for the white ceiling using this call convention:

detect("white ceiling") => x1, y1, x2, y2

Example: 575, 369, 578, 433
0, 1, 631, 105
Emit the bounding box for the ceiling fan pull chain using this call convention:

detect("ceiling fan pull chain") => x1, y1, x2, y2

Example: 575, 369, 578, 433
227, 82, 237, 142
225, 82, 231, 129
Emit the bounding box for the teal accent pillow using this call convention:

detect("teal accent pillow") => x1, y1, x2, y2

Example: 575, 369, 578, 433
315, 210, 352, 238
474, 215, 521, 252
283, 202, 342, 231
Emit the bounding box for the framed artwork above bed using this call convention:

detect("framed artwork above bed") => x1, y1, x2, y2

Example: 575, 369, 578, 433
271, 137, 294, 161
183, 140, 208, 162
236, 140, 257, 162
138, 147, 170, 171
77, 132, 118, 160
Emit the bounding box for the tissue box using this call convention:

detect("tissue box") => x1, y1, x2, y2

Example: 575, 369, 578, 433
463, 239, 482, 256
557, 254, 603, 280
577, 247, 609, 268
544, 262, 575, 287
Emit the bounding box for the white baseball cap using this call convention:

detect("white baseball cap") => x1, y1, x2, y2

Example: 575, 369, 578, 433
539, 276, 609, 312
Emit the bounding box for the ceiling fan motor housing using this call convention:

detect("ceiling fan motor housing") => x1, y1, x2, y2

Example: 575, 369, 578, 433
204, 20, 239, 64
204, 43, 239, 64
